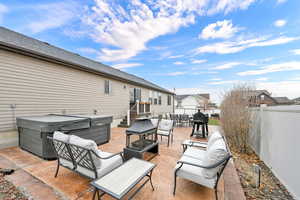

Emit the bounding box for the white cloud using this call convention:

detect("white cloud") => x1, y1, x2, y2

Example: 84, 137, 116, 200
210, 78, 222, 81
194, 36, 299, 55
0, 3, 8, 23
80, 0, 257, 62
208, 80, 240, 85
165, 71, 187, 76
27, 1, 79, 33
191, 59, 207, 64
276, 0, 287, 4
238, 61, 300, 76
290, 49, 300, 55
112, 63, 143, 70
174, 61, 185, 65
274, 19, 287, 27
212, 62, 241, 70
168, 55, 184, 59
207, 0, 256, 15
200, 20, 240, 40
256, 77, 269, 81
257, 81, 300, 99
77, 47, 99, 54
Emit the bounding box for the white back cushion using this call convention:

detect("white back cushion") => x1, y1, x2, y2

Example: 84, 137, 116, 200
53, 131, 70, 143
207, 131, 223, 150
158, 119, 173, 131
69, 135, 101, 169
151, 119, 159, 127
203, 139, 228, 179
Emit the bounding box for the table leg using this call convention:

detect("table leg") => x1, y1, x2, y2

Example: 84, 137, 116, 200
92, 188, 97, 200
149, 169, 155, 191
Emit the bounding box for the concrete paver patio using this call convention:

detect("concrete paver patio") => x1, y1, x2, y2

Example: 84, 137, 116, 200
0, 126, 244, 200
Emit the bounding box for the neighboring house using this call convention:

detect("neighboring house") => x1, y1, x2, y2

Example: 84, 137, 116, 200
0, 27, 174, 148
248, 90, 277, 106
293, 97, 300, 105
248, 90, 294, 106
174, 94, 218, 115
273, 97, 294, 105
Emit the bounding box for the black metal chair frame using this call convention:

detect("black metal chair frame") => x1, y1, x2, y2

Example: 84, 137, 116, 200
173, 136, 232, 200
49, 137, 124, 180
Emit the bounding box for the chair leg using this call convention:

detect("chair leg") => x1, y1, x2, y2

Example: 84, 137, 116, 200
54, 161, 60, 178
167, 135, 170, 147
173, 174, 177, 195
215, 189, 218, 200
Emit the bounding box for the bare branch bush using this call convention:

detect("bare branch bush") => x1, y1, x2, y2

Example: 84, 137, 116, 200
220, 83, 256, 154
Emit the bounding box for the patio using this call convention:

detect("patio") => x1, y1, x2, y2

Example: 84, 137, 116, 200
0, 126, 244, 200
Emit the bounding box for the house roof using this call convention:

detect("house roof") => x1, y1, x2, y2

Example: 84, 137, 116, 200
0, 26, 173, 95
248, 90, 271, 96
293, 97, 300, 101
273, 97, 293, 104
199, 93, 210, 100
175, 94, 210, 102
175, 95, 190, 101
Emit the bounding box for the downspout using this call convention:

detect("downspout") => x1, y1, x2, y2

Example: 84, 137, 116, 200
173, 88, 176, 114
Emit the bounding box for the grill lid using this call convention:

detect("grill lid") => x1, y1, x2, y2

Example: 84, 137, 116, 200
126, 118, 156, 134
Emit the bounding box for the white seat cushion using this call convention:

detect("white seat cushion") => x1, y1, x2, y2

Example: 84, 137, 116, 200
157, 129, 170, 136
175, 155, 216, 189
76, 151, 123, 179
60, 158, 74, 169
69, 135, 101, 169
203, 139, 228, 179
53, 131, 70, 143
184, 147, 206, 160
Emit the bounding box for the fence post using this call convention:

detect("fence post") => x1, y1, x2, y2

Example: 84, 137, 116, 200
259, 104, 266, 156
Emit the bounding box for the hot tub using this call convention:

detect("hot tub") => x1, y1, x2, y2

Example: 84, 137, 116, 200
16, 114, 113, 159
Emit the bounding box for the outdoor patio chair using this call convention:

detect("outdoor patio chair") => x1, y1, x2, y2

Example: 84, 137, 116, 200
181, 114, 190, 126
174, 135, 231, 200
156, 119, 174, 146
51, 132, 124, 179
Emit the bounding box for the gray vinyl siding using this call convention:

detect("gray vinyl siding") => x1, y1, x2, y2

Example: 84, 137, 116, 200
0, 49, 173, 132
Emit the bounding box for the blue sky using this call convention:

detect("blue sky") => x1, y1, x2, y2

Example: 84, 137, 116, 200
1, 0, 300, 103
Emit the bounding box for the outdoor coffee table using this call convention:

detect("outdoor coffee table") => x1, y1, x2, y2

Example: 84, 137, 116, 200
91, 158, 156, 200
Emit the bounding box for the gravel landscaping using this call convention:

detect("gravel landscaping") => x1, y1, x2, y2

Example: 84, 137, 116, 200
0, 174, 27, 200
232, 150, 295, 200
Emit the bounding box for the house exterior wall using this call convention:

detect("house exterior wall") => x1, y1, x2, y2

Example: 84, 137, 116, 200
140, 88, 173, 115
0, 49, 173, 147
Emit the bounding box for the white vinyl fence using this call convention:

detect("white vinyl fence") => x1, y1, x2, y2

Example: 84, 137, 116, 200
249, 105, 300, 199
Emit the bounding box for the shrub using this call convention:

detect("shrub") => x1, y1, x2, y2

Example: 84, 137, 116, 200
220, 83, 256, 154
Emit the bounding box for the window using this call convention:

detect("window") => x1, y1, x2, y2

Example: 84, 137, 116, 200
261, 94, 265, 100
168, 95, 172, 105
130, 88, 141, 102
135, 88, 141, 102
149, 91, 153, 104
104, 80, 111, 94
154, 91, 158, 105
158, 93, 162, 105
